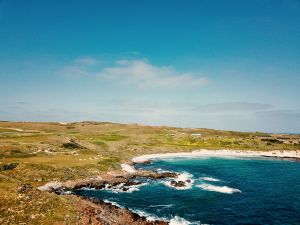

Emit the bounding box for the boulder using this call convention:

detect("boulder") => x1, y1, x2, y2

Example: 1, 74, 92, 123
0, 162, 19, 171
170, 180, 186, 188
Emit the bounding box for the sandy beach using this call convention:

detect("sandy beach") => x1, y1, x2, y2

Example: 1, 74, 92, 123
131, 149, 300, 164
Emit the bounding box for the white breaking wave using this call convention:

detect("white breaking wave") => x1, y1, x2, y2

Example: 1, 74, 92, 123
103, 201, 206, 225
170, 216, 193, 225
170, 216, 206, 225
133, 209, 204, 225
177, 172, 193, 182
163, 172, 194, 190
133, 209, 168, 222
103, 182, 148, 193
200, 177, 221, 182
103, 199, 124, 208
60, 190, 73, 195
80, 187, 96, 191
197, 183, 241, 194
148, 204, 173, 208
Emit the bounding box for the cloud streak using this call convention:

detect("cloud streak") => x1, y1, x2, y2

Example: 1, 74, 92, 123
60, 58, 209, 89
97, 59, 208, 88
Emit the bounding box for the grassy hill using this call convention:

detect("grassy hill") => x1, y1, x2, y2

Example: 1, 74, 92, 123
0, 121, 299, 224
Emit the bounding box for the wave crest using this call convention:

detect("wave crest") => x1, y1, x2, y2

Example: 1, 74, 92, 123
163, 172, 194, 190
170, 216, 206, 225
103, 182, 148, 193
200, 177, 220, 182
197, 183, 241, 194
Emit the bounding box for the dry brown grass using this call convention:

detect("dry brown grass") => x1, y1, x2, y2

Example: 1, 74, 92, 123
0, 121, 299, 224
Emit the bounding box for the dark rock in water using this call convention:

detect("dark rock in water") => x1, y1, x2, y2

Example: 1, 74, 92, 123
124, 181, 142, 186
133, 171, 177, 180
0, 162, 19, 171
155, 172, 178, 179
122, 187, 129, 192
52, 187, 72, 195
71, 170, 177, 193
186, 179, 191, 183
139, 160, 152, 165
42, 169, 178, 224
170, 180, 186, 188
95, 184, 106, 190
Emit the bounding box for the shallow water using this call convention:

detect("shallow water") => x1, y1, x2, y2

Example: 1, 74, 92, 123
76, 156, 300, 225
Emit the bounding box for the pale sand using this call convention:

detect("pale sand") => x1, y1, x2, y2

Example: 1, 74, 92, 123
121, 163, 137, 173
131, 149, 300, 163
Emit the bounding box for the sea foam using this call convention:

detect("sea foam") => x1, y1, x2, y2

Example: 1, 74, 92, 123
197, 183, 241, 194
103, 182, 148, 193
133, 209, 168, 222
103, 199, 124, 208
164, 172, 194, 190
169, 216, 206, 225
200, 177, 220, 182
133, 210, 202, 225
105, 200, 205, 225
169, 216, 193, 225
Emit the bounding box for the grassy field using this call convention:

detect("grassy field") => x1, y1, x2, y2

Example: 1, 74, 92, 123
0, 121, 299, 224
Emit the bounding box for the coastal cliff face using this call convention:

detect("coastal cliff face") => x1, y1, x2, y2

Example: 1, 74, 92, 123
9, 183, 168, 225
36, 169, 177, 224
77, 197, 168, 225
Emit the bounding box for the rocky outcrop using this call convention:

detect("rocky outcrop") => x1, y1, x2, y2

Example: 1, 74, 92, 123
0, 162, 18, 171
76, 197, 168, 225
38, 169, 177, 224
62, 139, 83, 149
170, 180, 186, 188
59, 170, 177, 191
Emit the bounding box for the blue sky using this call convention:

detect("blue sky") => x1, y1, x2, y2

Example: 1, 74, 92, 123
0, 0, 299, 132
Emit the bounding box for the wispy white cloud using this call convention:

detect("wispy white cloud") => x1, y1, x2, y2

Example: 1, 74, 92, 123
59, 57, 100, 78
59, 57, 209, 88
97, 59, 209, 88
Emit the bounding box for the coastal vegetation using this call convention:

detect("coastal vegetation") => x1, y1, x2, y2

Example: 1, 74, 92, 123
0, 121, 299, 224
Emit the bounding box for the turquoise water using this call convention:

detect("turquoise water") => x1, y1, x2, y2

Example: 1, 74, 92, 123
76, 157, 300, 224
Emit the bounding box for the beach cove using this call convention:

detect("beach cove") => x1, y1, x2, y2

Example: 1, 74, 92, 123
40, 149, 300, 224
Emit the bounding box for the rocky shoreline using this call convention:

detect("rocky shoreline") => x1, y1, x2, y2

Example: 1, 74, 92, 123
76, 196, 168, 225
51, 169, 177, 192
38, 168, 179, 224
37, 149, 300, 224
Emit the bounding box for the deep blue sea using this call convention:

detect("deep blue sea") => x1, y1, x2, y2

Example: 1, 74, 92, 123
76, 156, 300, 225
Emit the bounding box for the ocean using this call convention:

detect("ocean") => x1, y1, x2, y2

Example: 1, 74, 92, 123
76, 156, 300, 225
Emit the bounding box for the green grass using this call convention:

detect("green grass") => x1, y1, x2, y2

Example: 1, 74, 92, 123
92, 140, 109, 149
0, 121, 299, 224
97, 133, 128, 141
97, 156, 121, 171
0, 149, 35, 159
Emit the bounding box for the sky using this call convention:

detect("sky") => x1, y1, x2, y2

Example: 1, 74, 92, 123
0, 0, 299, 133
